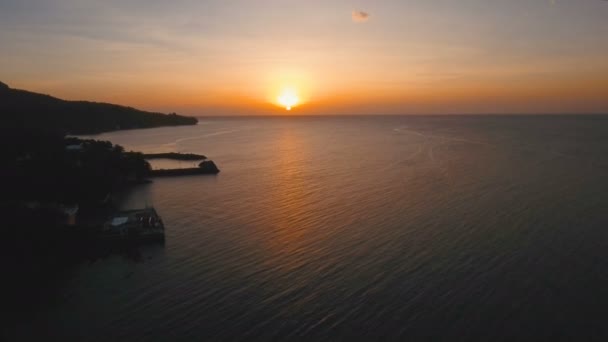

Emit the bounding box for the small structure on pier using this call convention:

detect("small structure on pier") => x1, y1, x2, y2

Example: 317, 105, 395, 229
101, 207, 165, 242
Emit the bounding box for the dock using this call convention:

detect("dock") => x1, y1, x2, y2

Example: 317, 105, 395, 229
100, 207, 165, 242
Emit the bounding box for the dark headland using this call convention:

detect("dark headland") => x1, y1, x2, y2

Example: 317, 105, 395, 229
0, 82, 218, 298
0, 81, 197, 135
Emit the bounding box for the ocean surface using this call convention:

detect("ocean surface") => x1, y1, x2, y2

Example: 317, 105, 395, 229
14, 115, 608, 340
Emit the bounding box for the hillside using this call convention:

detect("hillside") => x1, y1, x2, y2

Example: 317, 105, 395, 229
0, 81, 197, 135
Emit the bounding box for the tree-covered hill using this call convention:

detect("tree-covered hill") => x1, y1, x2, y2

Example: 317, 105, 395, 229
0, 81, 197, 135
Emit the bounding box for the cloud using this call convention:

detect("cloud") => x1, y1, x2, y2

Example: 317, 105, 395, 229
352, 10, 370, 23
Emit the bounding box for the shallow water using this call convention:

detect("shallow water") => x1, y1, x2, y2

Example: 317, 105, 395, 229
14, 115, 608, 340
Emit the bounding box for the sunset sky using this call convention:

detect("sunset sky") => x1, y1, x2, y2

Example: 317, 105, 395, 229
1, 0, 607, 115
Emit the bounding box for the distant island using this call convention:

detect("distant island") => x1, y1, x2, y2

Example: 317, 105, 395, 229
0, 81, 197, 135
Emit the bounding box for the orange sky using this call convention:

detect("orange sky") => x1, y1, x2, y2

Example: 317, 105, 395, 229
1, 0, 607, 115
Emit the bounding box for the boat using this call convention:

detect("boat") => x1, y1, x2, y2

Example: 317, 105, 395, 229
100, 207, 165, 242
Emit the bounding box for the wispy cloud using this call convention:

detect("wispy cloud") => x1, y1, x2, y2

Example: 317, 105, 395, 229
352, 10, 370, 23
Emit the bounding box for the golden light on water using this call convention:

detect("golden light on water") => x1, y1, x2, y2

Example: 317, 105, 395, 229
277, 88, 299, 111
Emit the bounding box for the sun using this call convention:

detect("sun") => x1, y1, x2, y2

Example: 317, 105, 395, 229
277, 88, 299, 111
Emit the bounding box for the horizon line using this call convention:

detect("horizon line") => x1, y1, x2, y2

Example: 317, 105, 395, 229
192, 113, 608, 118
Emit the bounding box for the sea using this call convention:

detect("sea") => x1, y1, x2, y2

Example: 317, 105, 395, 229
11, 115, 608, 340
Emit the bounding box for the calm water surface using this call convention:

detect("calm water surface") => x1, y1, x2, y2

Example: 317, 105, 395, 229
15, 116, 608, 340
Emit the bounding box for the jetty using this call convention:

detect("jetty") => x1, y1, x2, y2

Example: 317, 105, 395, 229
143, 152, 207, 161
149, 160, 220, 177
